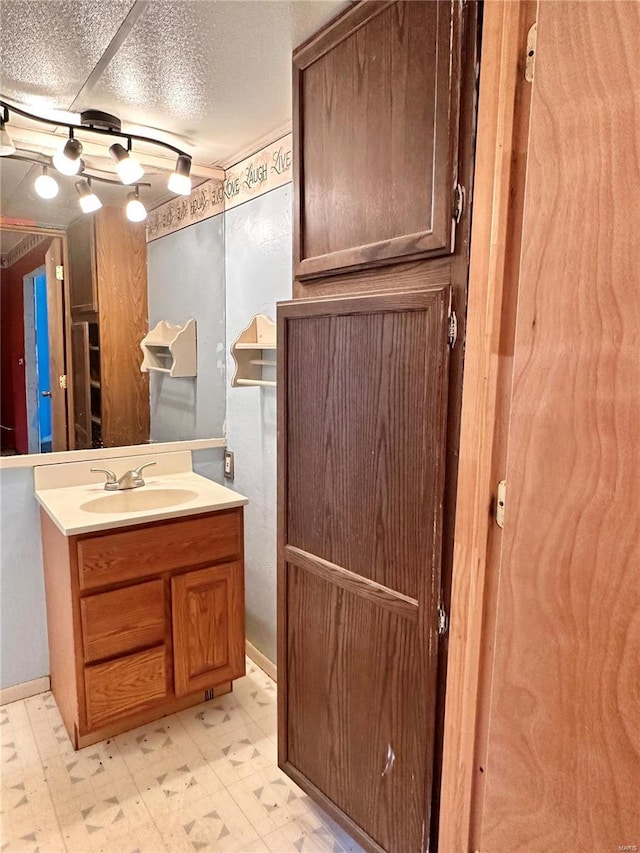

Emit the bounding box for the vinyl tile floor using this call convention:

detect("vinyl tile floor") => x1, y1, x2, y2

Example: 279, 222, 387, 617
0, 659, 366, 853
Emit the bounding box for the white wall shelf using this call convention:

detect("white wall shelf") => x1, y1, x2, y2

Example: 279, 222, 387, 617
230, 314, 276, 387
140, 319, 197, 377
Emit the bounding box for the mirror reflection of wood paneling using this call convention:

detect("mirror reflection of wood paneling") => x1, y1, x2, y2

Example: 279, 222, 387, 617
66, 206, 149, 450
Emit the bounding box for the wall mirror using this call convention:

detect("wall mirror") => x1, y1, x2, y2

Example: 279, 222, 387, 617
0, 154, 225, 458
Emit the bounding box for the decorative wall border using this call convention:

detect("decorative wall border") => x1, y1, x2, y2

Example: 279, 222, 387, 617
146, 133, 292, 242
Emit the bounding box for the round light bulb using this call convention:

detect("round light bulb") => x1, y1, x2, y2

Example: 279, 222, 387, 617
109, 143, 144, 185
117, 156, 144, 185
35, 170, 59, 199
168, 154, 192, 196
75, 179, 102, 213
126, 194, 147, 222
168, 172, 191, 195
53, 137, 83, 175
79, 192, 102, 213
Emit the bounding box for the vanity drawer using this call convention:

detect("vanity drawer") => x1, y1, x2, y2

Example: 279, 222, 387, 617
77, 509, 242, 590
85, 646, 168, 730
81, 580, 165, 663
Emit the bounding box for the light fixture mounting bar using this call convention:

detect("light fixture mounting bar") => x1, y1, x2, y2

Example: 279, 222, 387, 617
7, 151, 152, 187
0, 99, 190, 159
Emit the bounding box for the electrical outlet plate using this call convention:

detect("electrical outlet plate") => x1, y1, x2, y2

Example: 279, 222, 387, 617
224, 450, 234, 479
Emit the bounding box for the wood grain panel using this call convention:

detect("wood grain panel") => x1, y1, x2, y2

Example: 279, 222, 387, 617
286, 566, 429, 853
172, 562, 245, 696
84, 646, 167, 730
294, 0, 457, 278
77, 509, 241, 590
80, 579, 165, 663
70, 321, 91, 450
480, 4, 640, 850
278, 289, 451, 851
284, 545, 418, 623
39, 510, 82, 745
293, 257, 451, 301
94, 207, 149, 447
67, 215, 97, 314
286, 290, 449, 599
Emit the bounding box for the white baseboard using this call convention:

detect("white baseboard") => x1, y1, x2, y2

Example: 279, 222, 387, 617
245, 640, 277, 682
0, 676, 50, 706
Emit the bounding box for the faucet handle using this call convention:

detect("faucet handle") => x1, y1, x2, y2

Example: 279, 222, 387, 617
91, 467, 117, 484
133, 461, 156, 477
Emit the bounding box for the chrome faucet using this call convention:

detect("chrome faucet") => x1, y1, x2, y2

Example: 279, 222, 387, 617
91, 462, 156, 491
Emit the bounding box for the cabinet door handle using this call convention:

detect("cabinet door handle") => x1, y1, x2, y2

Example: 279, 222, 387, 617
41, 390, 52, 398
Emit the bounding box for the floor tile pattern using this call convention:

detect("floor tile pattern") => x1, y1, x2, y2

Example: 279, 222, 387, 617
0, 661, 365, 853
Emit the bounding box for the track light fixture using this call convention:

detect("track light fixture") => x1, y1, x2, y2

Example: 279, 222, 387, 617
0, 107, 15, 156
76, 178, 102, 213
34, 165, 59, 199
126, 186, 147, 222
109, 141, 144, 185
1, 100, 195, 194
53, 130, 83, 176
168, 154, 192, 195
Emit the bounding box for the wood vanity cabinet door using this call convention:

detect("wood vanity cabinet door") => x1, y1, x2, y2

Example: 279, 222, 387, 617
294, 0, 461, 280
278, 289, 450, 852
171, 562, 245, 697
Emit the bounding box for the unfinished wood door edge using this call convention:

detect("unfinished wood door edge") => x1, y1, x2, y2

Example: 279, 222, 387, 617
438, 3, 534, 850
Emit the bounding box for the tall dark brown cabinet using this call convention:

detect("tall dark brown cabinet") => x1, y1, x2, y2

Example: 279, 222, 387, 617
278, 2, 479, 851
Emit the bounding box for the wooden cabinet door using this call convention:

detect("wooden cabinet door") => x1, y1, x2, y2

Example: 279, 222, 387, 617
67, 216, 97, 314
70, 321, 91, 449
278, 289, 451, 852
294, 1, 461, 280
171, 562, 245, 697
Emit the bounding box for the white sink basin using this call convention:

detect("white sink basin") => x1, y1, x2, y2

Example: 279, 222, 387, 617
81, 488, 198, 514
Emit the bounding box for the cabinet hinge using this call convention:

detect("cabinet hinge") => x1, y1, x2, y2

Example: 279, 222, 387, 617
58, 374, 67, 390
448, 310, 458, 348
438, 602, 449, 636
55, 264, 64, 281
453, 183, 465, 224
525, 23, 537, 83
496, 479, 506, 528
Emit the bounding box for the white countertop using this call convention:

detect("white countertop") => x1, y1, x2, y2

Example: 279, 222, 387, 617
34, 451, 247, 536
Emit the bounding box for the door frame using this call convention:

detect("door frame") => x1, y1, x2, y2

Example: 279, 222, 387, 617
0, 220, 74, 450
438, 3, 536, 851
22, 265, 46, 454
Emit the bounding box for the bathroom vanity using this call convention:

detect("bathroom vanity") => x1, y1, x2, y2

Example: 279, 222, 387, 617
35, 451, 247, 748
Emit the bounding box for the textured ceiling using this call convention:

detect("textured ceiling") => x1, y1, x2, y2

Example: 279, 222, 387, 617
86, 0, 349, 162
0, 0, 348, 225
0, 0, 135, 111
